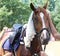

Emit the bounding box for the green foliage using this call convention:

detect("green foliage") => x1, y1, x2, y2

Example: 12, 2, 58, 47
48, 0, 55, 11
0, 0, 31, 30
0, 0, 60, 33
56, 22, 60, 32
50, 0, 60, 33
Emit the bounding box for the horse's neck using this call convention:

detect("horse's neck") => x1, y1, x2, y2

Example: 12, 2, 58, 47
31, 36, 41, 53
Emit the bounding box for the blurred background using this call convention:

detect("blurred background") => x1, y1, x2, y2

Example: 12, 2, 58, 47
0, 0, 60, 33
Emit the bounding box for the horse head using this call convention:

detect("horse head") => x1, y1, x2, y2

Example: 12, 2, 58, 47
30, 2, 50, 45
24, 2, 51, 56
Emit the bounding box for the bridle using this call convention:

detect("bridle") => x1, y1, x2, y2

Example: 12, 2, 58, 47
35, 27, 50, 50
32, 13, 51, 55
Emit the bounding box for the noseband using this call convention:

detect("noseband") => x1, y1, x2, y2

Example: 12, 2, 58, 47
35, 28, 50, 38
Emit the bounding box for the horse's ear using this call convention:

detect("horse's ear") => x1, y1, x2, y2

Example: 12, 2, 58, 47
30, 3, 36, 11
43, 1, 48, 9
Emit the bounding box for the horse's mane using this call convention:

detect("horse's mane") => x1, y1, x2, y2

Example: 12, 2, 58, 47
24, 11, 36, 47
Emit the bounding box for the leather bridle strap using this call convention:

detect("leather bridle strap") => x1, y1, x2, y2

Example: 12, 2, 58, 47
35, 27, 50, 52
35, 28, 50, 41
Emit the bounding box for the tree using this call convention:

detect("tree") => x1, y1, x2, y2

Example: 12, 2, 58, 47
0, 0, 60, 33
0, 0, 31, 30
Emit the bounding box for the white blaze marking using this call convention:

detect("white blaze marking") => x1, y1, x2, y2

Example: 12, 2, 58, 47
40, 12, 47, 39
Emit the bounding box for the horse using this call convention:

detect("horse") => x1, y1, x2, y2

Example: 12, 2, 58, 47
15, 2, 51, 56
